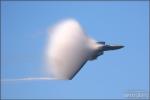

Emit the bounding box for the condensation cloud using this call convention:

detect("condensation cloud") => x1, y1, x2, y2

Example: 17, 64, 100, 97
45, 19, 101, 80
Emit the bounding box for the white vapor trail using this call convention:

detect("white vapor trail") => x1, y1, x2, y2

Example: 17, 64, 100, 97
1, 77, 57, 82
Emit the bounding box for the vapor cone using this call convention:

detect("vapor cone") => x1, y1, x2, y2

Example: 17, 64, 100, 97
46, 19, 101, 80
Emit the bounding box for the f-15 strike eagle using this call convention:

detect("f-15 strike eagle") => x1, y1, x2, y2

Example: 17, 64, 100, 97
46, 19, 124, 80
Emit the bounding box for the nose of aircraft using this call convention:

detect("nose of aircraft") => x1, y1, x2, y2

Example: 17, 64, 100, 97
102, 45, 124, 51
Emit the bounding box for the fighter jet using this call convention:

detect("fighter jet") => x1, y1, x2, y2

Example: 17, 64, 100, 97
46, 19, 124, 80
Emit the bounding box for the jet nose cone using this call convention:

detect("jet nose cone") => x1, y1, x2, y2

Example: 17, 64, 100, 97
120, 45, 124, 48
113, 45, 124, 49
103, 45, 124, 51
